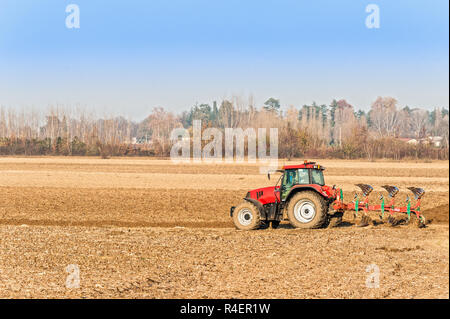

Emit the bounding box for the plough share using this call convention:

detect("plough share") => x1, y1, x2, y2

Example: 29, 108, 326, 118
332, 184, 426, 227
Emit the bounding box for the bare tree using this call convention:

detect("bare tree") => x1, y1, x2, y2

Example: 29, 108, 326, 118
369, 96, 400, 138
409, 109, 428, 139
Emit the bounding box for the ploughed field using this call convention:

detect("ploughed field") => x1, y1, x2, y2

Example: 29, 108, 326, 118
0, 157, 448, 298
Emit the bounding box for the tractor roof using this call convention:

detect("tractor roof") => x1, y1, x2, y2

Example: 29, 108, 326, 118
282, 161, 325, 170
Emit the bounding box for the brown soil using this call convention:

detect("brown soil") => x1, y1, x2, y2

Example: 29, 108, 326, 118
0, 157, 448, 298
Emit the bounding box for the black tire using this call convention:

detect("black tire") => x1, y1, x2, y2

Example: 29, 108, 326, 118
287, 191, 328, 229
232, 202, 261, 230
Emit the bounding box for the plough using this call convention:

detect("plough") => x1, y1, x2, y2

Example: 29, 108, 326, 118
230, 161, 426, 230
332, 184, 426, 227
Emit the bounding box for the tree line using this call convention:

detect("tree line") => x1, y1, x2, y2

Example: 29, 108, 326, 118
0, 96, 448, 160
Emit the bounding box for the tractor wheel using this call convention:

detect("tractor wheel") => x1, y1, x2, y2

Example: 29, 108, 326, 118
232, 202, 261, 230
287, 191, 328, 229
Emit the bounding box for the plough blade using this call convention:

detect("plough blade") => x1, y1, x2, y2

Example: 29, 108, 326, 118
357, 215, 371, 227
407, 187, 425, 200
381, 185, 399, 198
387, 215, 409, 226
387, 215, 400, 226
355, 184, 373, 197
416, 216, 426, 228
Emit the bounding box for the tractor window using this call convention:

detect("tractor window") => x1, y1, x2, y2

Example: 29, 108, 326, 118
311, 169, 325, 186
297, 169, 309, 184
283, 168, 309, 188
284, 170, 297, 186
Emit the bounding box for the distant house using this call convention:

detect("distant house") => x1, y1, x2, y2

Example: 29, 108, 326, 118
428, 136, 443, 147
397, 137, 418, 145
397, 136, 443, 147
414, 136, 443, 147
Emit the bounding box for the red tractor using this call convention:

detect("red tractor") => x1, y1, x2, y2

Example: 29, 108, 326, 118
230, 161, 425, 230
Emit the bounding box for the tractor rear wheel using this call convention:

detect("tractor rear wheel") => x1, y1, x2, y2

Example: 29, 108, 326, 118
287, 191, 328, 229
232, 202, 261, 230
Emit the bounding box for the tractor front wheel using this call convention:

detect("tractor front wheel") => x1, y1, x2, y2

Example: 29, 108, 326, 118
232, 202, 261, 230
287, 191, 328, 229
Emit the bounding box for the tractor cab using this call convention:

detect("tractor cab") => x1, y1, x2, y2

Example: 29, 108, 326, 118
280, 162, 326, 201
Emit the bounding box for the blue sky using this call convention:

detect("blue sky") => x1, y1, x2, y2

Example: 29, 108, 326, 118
0, 0, 448, 119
